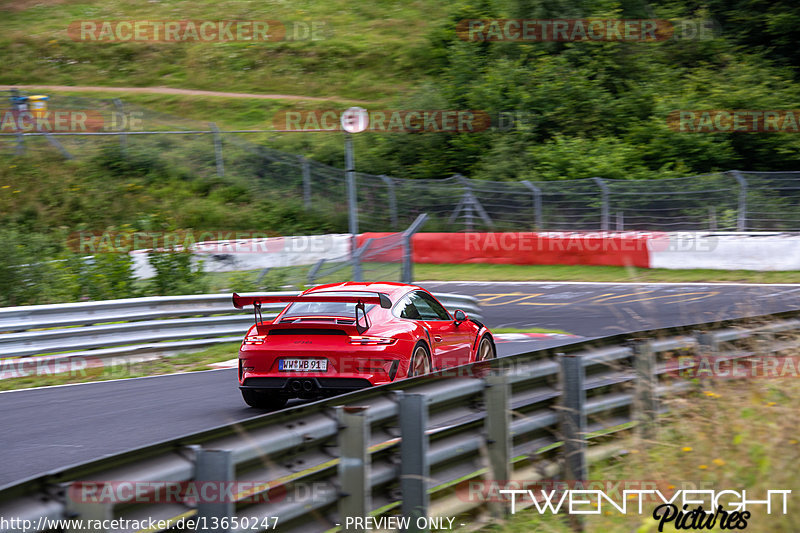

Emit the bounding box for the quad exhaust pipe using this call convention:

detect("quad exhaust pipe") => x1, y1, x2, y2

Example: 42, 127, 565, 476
289, 379, 317, 394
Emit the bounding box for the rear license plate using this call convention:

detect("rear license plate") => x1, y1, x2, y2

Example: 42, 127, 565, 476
279, 358, 328, 372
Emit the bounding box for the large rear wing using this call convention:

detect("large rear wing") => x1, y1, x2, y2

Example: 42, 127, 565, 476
232, 291, 392, 334
232, 292, 393, 309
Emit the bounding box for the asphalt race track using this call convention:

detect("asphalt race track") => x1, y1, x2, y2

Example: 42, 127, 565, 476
2, 282, 799, 487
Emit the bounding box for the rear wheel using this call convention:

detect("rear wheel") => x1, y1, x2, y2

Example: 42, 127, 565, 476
409, 343, 431, 377
241, 389, 288, 410
476, 335, 496, 362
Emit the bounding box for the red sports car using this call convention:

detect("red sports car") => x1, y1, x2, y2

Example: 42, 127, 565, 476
233, 282, 495, 409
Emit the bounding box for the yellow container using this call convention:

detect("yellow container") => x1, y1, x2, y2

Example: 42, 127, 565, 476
28, 95, 49, 118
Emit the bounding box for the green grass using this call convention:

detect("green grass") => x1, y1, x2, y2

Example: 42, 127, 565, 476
0, 0, 446, 100
488, 379, 800, 533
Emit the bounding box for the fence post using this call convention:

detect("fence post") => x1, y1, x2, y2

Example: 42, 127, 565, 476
709, 206, 717, 231
399, 393, 429, 531
731, 170, 747, 231
485, 374, 511, 519
380, 175, 398, 231
15, 130, 24, 155
401, 213, 428, 284
112, 98, 127, 151
43, 131, 73, 159
633, 341, 658, 442
300, 156, 311, 209
592, 177, 610, 231
307, 258, 325, 285
345, 133, 359, 279
616, 211, 624, 231
559, 353, 586, 532
462, 177, 474, 232
352, 238, 370, 282
209, 122, 224, 177
521, 180, 543, 230
338, 406, 370, 531
195, 449, 235, 531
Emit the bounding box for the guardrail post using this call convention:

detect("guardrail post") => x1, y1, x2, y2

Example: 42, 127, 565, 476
399, 393, 429, 531
65, 484, 113, 532
633, 341, 658, 442
559, 353, 586, 532
195, 449, 234, 531
694, 332, 719, 389
484, 374, 511, 519
338, 406, 370, 531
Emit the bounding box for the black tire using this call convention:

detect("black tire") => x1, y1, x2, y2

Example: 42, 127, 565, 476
241, 389, 288, 410
408, 342, 432, 377
475, 335, 496, 362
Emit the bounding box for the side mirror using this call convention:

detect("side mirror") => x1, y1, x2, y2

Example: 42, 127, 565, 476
453, 309, 467, 325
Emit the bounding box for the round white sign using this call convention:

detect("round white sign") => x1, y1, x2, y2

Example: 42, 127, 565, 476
341, 106, 369, 133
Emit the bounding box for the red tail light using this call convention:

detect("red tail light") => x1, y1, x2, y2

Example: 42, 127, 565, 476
349, 336, 396, 345
244, 335, 267, 345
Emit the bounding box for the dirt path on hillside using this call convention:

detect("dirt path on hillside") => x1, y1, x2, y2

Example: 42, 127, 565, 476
0, 85, 372, 104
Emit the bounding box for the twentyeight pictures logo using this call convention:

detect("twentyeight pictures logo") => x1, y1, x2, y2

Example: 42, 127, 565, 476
273, 110, 492, 133
68, 20, 329, 42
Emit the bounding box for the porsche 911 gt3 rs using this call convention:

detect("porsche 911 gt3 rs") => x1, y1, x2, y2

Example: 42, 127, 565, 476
233, 282, 494, 409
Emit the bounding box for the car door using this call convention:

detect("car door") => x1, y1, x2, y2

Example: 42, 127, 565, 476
408, 291, 472, 368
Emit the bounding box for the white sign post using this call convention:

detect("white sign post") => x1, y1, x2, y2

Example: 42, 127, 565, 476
341, 107, 368, 280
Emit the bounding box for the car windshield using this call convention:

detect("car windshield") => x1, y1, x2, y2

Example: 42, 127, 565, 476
282, 291, 378, 318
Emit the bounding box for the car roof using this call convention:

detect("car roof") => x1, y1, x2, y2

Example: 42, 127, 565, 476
304, 282, 419, 300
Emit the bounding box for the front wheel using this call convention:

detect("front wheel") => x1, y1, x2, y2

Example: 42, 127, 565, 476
241, 389, 288, 410
475, 335, 496, 362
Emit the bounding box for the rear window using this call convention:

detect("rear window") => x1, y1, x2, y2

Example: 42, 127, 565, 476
282, 291, 378, 318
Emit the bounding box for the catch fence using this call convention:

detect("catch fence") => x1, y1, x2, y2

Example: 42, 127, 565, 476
3, 92, 800, 232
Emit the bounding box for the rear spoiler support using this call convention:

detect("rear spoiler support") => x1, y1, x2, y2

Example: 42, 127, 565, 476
253, 302, 263, 326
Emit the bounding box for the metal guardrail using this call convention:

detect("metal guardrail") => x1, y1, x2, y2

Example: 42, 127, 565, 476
2, 309, 799, 532
0, 291, 483, 362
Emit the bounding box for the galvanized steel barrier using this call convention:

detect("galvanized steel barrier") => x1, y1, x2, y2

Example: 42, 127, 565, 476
0, 291, 483, 363
2, 309, 799, 532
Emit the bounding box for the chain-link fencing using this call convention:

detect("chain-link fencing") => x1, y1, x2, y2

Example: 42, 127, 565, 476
3, 91, 800, 232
